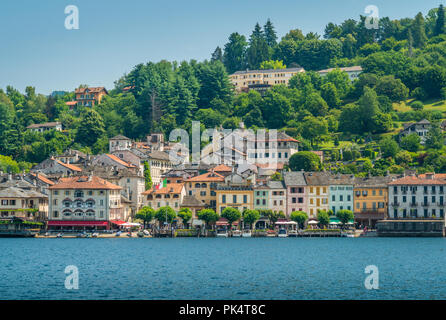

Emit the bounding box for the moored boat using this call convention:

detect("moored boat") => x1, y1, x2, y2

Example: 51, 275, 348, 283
242, 229, 252, 238
278, 228, 288, 238
232, 230, 242, 237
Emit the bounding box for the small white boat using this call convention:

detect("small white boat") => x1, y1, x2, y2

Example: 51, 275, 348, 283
278, 229, 288, 238
288, 230, 298, 237
232, 230, 242, 237
216, 229, 229, 237
115, 231, 122, 237
56, 233, 63, 238
242, 229, 252, 238
92, 233, 99, 238
143, 229, 150, 236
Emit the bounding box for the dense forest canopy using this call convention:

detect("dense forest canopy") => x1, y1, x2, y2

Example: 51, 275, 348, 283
1, 5, 446, 175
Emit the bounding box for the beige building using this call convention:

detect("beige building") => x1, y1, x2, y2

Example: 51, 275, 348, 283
0, 187, 48, 221
47, 175, 123, 230
185, 171, 225, 209
304, 172, 331, 218
229, 67, 305, 92
142, 183, 186, 211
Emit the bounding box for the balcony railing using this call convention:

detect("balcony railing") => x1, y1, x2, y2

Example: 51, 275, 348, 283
410, 202, 418, 207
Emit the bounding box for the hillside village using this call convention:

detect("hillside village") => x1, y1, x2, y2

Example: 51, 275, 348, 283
1, 5, 446, 237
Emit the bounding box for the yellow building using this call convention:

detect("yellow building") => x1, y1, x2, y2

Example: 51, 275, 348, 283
353, 176, 393, 227
304, 172, 331, 218
184, 171, 225, 210
229, 67, 305, 92
215, 186, 254, 214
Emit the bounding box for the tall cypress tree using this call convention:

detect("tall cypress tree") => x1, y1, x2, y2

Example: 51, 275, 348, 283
435, 4, 445, 36
263, 19, 277, 47
211, 46, 223, 62
411, 12, 427, 48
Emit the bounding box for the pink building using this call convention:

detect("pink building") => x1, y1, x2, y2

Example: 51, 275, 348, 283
284, 171, 308, 215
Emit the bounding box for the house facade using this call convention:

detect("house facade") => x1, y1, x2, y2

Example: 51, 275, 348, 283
328, 174, 355, 214
47, 176, 123, 230
284, 171, 307, 215
388, 173, 446, 220
142, 183, 186, 211
304, 172, 330, 218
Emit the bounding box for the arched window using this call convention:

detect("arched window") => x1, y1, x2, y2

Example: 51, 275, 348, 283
195, 183, 201, 188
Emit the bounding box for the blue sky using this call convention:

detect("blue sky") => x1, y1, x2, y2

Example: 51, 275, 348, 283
0, 0, 444, 94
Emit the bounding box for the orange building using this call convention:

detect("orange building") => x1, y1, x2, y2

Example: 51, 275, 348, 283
74, 87, 108, 107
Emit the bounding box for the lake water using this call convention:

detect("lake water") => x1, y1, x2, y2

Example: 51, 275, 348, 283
1, 237, 446, 300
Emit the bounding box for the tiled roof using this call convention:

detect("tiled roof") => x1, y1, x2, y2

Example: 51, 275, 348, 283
142, 183, 184, 195
30, 173, 55, 185
106, 154, 136, 168
283, 171, 306, 186
185, 171, 224, 182
328, 174, 356, 185
212, 164, 232, 172
181, 195, 205, 207
0, 187, 47, 198
110, 135, 130, 140
49, 176, 122, 190
354, 175, 397, 187
26, 122, 61, 129
388, 175, 446, 186
65, 101, 77, 106
231, 67, 304, 75
75, 87, 107, 94
147, 151, 171, 161
304, 172, 332, 186
318, 66, 362, 73
56, 160, 82, 172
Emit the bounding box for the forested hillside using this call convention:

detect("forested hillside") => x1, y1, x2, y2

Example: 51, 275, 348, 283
0, 5, 446, 174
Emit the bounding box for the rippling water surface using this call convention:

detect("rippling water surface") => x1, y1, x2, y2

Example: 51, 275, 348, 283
1, 237, 446, 300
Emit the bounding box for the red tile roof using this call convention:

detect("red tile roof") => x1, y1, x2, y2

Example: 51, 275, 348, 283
56, 160, 82, 172
388, 175, 446, 185
75, 87, 107, 94
106, 154, 136, 168
142, 183, 184, 195
186, 171, 224, 182
212, 164, 232, 172
31, 173, 55, 185
49, 176, 122, 190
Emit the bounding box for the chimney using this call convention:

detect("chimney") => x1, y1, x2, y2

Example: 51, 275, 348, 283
425, 172, 435, 180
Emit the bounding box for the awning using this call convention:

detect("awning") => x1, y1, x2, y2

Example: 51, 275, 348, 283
275, 221, 297, 225
47, 221, 109, 227
110, 220, 126, 225
216, 218, 229, 226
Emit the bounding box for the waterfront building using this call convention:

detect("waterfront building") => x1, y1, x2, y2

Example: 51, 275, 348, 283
354, 176, 393, 227
142, 183, 186, 211
184, 171, 225, 209
215, 185, 254, 214
229, 67, 305, 92
47, 175, 123, 230
254, 180, 287, 214
283, 171, 308, 215
0, 187, 48, 221
304, 172, 331, 218
328, 174, 355, 214
388, 173, 446, 220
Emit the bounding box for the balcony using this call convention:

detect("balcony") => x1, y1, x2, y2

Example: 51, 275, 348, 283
410, 202, 418, 207
422, 202, 429, 207
391, 202, 400, 206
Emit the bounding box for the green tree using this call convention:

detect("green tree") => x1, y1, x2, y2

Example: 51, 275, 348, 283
411, 12, 427, 48
178, 208, 193, 228
290, 211, 308, 229
400, 133, 421, 152
76, 109, 105, 147
434, 4, 445, 36
380, 137, 400, 158
336, 209, 354, 228
425, 124, 444, 149
242, 209, 260, 230
143, 161, 153, 190
289, 151, 321, 171
197, 208, 219, 232
135, 206, 155, 229
317, 210, 330, 228
223, 32, 248, 74
259, 60, 286, 70
155, 206, 176, 225
221, 207, 241, 230
263, 19, 278, 47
